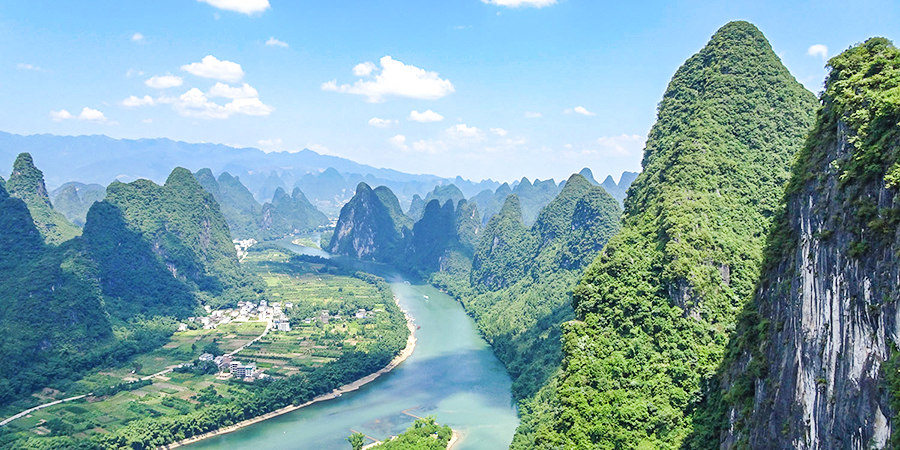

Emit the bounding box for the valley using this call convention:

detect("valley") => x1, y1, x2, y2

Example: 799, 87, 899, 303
1, 4, 898, 449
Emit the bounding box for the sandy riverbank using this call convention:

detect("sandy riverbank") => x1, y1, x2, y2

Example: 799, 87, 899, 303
160, 311, 417, 450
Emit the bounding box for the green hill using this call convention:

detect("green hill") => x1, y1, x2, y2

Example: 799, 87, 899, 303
327, 182, 413, 260
5, 153, 81, 244
50, 182, 107, 227
510, 21, 818, 449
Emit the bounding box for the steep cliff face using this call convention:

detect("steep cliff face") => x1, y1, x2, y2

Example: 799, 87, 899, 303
510, 21, 818, 449
716, 37, 900, 450
328, 182, 412, 260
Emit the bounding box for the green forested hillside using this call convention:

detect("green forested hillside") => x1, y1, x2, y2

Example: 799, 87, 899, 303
50, 182, 107, 227
469, 178, 561, 226
195, 169, 328, 240
406, 184, 466, 220
93, 168, 259, 310
259, 187, 329, 238
436, 174, 621, 399
194, 169, 263, 240
510, 21, 818, 449
5, 153, 81, 244
327, 182, 412, 260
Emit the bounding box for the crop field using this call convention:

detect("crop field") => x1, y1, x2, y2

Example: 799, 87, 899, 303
1, 248, 401, 439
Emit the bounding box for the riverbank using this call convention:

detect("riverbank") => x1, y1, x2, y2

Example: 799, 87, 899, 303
360, 427, 459, 449
160, 310, 417, 450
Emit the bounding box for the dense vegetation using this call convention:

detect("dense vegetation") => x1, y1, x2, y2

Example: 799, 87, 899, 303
5, 153, 81, 244
50, 182, 106, 227
327, 182, 412, 260
469, 177, 561, 226
689, 37, 900, 449
195, 169, 329, 241
353, 416, 453, 450
434, 174, 621, 399
509, 21, 818, 449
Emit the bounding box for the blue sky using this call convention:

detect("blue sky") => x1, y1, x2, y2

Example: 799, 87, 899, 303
1, 0, 897, 183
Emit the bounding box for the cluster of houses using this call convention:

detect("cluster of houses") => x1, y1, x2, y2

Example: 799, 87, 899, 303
198, 353, 260, 381
300, 308, 367, 325
177, 300, 295, 332
232, 238, 257, 259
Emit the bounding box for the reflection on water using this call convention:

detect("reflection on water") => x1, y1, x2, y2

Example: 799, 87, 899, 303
185, 238, 519, 450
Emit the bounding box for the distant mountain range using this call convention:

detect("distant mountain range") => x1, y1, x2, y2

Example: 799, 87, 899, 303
0, 131, 635, 216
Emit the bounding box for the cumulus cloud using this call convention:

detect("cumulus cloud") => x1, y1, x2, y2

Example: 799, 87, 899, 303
389, 135, 409, 151
208, 82, 259, 99
173, 88, 273, 119
481, 0, 557, 7
50, 107, 108, 123
322, 56, 455, 102
368, 117, 397, 127
565, 106, 595, 116
266, 37, 288, 48
524, 111, 542, 118
447, 124, 484, 140
131, 32, 144, 42
145, 75, 184, 89
409, 109, 444, 123
122, 95, 156, 107
807, 44, 828, 60
490, 128, 508, 136
353, 62, 377, 77
142, 119, 153, 124
597, 134, 645, 155
197, 0, 269, 15
181, 55, 244, 83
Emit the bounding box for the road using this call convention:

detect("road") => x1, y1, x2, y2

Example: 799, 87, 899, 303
1, 319, 273, 427
0, 394, 88, 427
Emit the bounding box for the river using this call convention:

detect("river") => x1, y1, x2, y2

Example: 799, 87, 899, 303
185, 238, 520, 450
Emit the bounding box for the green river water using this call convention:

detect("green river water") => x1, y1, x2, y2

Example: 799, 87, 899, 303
184, 239, 520, 450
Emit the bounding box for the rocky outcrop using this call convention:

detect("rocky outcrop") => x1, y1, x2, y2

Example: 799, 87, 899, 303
718, 37, 900, 450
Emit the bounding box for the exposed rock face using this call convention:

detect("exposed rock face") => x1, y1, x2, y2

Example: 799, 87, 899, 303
328, 182, 411, 260
720, 37, 900, 450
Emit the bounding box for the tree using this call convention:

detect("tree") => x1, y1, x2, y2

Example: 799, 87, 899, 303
347, 432, 365, 450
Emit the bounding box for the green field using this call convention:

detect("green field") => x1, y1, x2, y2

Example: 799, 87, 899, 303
0, 249, 405, 441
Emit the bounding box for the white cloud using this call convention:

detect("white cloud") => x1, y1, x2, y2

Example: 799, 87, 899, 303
257, 138, 282, 147
197, 0, 269, 15
17, 63, 47, 72
807, 44, 828, 60
173, 88, 272, 119
389, 134, 409, 151
208, 82, 259, 99
122, 95, 156, 107
574, 106, 595, 116
368, 117, 397, 127
50, 107, 108, 123
142, 119, 153, 124
565, 106, 596, 116
353, 62, 377, 77
126, 69, 144, 78
447, 124, 484, 140
409, 109, 444, 123
145, 75, 184, 89
481, 0, 557, 7
181, 55, 244, 83
266, 37, 288, 48
322, 56, 455, 102
490, 128, 508, 136
131, 32, 144, 42
524, 111, 542, 118
597, 134, 645, 155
